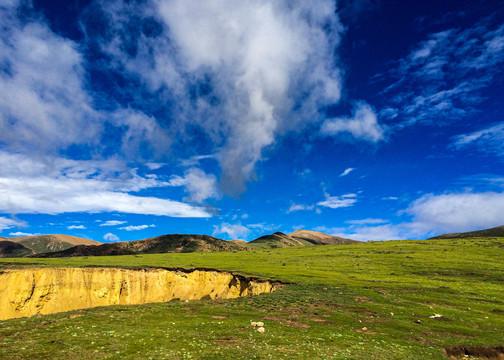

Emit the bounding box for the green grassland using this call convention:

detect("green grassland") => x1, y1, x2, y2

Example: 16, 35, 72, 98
1, 238, 503, 359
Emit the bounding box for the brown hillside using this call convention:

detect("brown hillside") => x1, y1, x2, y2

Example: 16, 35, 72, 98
248, 232, 307, 249
34, 234, 247, 258
289, 230, 360, 245
8, 234, 101, 254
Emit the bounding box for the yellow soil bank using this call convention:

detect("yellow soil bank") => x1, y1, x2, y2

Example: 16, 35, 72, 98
0, 267, 278, 320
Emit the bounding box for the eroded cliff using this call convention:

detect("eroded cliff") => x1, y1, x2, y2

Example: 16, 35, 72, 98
0, 267, 278, 320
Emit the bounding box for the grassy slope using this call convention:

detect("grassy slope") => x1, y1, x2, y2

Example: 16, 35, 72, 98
0, 238, 503, 359
430, 225, 504, 239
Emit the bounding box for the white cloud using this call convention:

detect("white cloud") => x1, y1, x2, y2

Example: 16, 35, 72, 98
328, 190, 504, 241
380, 23, 504, 126
8, 232, 39, 237
0, 2, 101, 152
406, 191, 504, 233
170, 168, 219, 203
287, 203, 315, 213
321, 102, 384, 142
96, 0, 343, 193
67, 225, 86, 230
213, 222, 251, 240
100, 220, 127, 227
346, 218, 388, 225
119, 224, 155, 231
145, 163, 166, 170
0, 152, 212, 218
317, 193, 357, 209
247, 223, 277, 232
382, 196, 398, 200
0, 217, 26, 232
332, 224, 411, 242
339, 168, 355, 177
103, 233, 120, 242
451, 122, 504, 156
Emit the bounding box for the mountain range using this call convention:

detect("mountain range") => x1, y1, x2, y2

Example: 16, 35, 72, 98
1, 225, 502, 258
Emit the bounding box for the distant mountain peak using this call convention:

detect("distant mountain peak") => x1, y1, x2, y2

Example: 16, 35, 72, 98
289, 229, 359, 245
429, 225, 504, 239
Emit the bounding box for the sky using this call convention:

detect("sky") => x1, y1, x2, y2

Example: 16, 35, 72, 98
1, 0, 503, 242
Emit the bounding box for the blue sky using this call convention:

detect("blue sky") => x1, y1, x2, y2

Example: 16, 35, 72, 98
1, 0, 503, 242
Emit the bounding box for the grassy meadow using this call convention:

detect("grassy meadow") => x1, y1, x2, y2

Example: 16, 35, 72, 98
1, 238, 503, 359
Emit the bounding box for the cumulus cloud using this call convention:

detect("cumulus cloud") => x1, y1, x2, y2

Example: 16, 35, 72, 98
321, 102, 384, 142
325, 224, 408, 242
406, 191, 504, 232
317, 193, 357, 209
0, 2, 100, 152
93, 0, 343, 193
213, 223, 251, 240
119, 224, 155, 231
169, 168, 219, 203
67, 225, 86, 230
103, 233, 120, 242
100, 220, 127, 227
0, 152, 212, 218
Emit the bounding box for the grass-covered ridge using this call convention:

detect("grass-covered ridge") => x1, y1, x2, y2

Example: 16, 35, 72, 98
1, 238, 503, 359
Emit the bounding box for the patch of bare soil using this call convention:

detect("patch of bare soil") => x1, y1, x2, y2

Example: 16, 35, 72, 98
210, 315, 227, 319
354, 327, 379, 334
353, 296, 373, 302
215, 337, 244, 346
444, 345, 504, 359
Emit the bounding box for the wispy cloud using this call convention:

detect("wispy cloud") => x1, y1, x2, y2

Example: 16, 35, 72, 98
317, 193, 358, 209
339, 168, 355, 177
346, 218, 388, 225
0, 217, 26, 232
67, 225, 86, 230
451, 123, 504, 156
8, 232, 39, 237
287, 203, 315, 213
378, 21, 504, 127
100, 220, 127, 227
382, 196, 398, 200
119, 224, 155, 231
